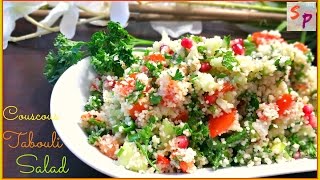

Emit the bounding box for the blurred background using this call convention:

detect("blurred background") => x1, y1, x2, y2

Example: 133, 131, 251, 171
4, 1, 316, 57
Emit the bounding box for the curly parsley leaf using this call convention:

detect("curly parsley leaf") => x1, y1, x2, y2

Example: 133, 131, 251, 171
171, 69, 184, 81
222, 51, 239, 71
44, 34, 87, 84
44, 21, 153, 84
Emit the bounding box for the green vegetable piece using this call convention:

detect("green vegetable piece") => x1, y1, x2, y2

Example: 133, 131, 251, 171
226, 130, 247, 146
160, 119, 176, 144
149, 93, 162, 105
87, 127, 106, 144
135, 80, 145, 91
243, 39, 256, 55
192, 36, 203, 43
84, 91, 103, 111
44, 34, 86, 84
223, 35, 231, 48
171, 69, 184, 81
221, 51, 239, 71
118, 142, 148, 171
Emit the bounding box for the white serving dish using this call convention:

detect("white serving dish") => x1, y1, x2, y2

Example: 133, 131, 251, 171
50, 57, 317, 178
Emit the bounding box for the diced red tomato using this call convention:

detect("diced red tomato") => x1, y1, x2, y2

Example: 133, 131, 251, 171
174, 110, 189, 122
220, 82, 235, 93
145, 54, 166, 62
208, 109, 237, 138
204, 93, 218, 105
98, 136, 119, 160
252, 32, 284, 45
129, 102, 147, 119
116, 73, 138, 96
157, 155, 170, 166
161, 80, 179, 107
276, 94, 294, 116
181, 38, 193, 49
199, 62, 212, 72
294, 42, 308, 53
176, 135, 189, 149
116, 81, 134, 96
232, 43, 245, 55
179, 161, 193, 173
203, 82, 235, 105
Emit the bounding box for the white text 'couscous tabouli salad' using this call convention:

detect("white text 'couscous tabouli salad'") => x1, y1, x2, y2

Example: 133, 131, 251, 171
46, 22, 317, 174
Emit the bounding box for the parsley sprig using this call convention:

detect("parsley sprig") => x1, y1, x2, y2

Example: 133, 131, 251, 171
44, 21, 153, 84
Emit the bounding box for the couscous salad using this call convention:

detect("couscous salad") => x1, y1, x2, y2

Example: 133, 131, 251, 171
47, 22, 317, 174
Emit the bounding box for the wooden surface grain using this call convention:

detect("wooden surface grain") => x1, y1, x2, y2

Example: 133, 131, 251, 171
3, 19, 317, 178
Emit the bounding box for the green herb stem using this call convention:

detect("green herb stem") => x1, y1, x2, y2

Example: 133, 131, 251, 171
131, 37, 154, 46
276, 21, 287, 32
300, 31, 307, 44
136, 142, 160, 172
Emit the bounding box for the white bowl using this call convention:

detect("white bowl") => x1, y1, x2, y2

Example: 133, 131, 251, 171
51, 57, 317, 178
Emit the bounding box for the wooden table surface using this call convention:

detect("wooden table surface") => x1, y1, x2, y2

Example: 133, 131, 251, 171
3, 19, 317, 178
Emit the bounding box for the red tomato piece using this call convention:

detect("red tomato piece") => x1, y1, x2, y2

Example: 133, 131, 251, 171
208, 109, 237, 138
252, 32, 284, 45
157, 155, 170, 165
203, 82, 234, 105
174, 110, 189, 122
204, 93, 218, 105
294, 42, 308, 53
145, 54, 165, 62
220, 82, 235, 93
179, 161, 193, 173
129, 103, 147, 120
276, 94, 294, 116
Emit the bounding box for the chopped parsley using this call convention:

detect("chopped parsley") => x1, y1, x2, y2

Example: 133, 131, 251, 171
84, 90, 103, 111
223, 35, 231, 48
145, 62, 162, 78
275, 58, 292, 71
171, 69, 184, 81
192, 36, 203, 43
149, 93, 162, 105
135, 80, 145, 91
243, 39, 256, 55
222, 51, 239, 71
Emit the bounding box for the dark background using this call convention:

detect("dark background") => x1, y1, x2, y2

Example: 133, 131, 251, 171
3, 19, 317, 178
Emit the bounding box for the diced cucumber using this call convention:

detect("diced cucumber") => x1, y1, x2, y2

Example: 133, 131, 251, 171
160, 119, 176, 144
117, 142, 148, 171
271, 142, 286, 154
